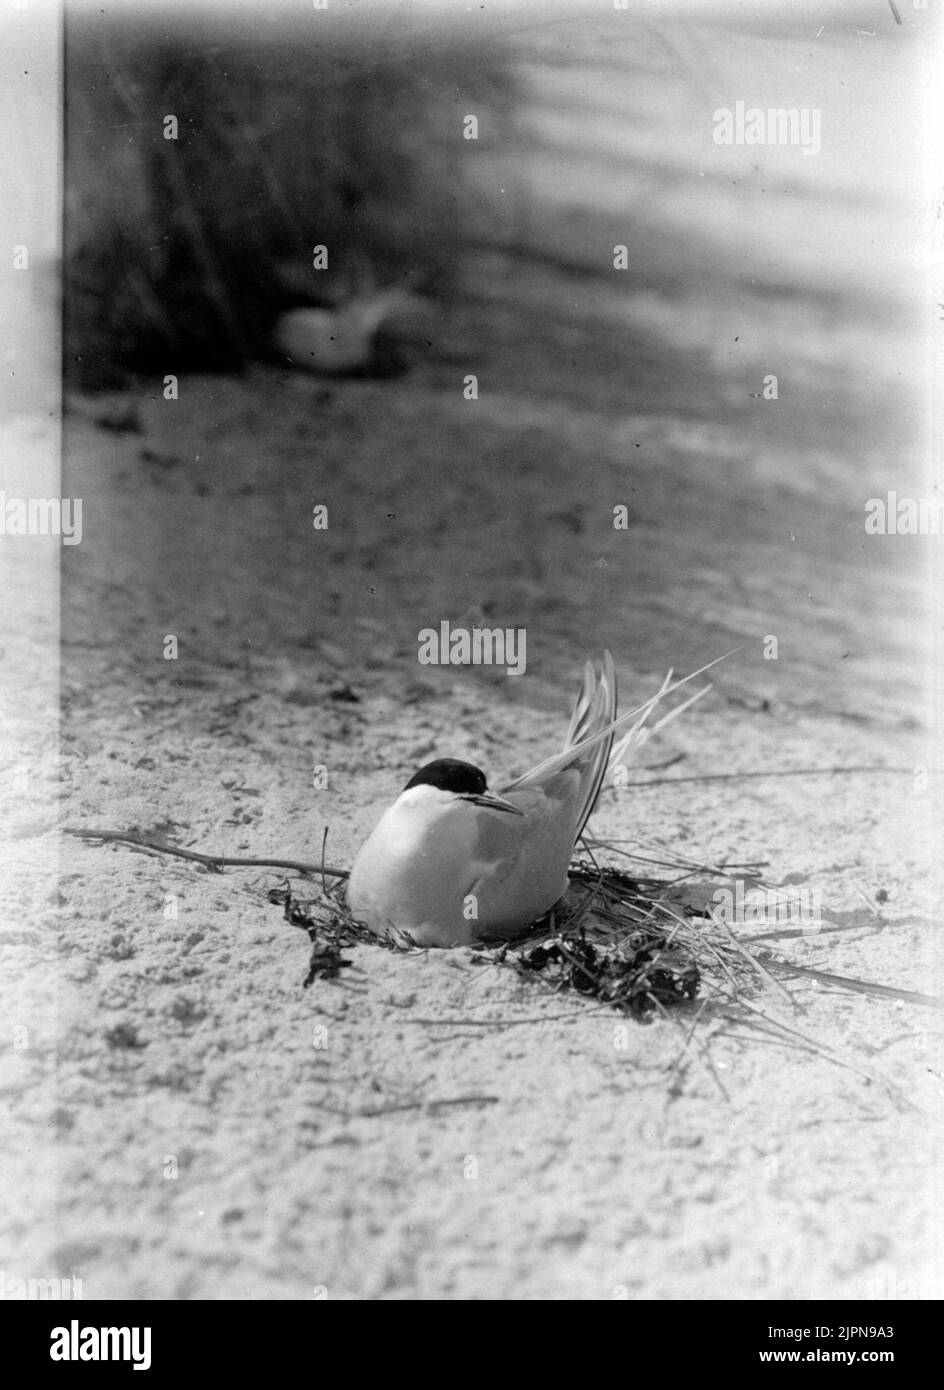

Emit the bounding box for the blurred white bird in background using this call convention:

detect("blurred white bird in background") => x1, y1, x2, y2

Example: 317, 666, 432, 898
274, 254, 428, 374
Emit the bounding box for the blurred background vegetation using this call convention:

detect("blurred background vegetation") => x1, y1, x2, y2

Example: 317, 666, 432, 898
59, 3, 930, 726
64, 8, 515, 387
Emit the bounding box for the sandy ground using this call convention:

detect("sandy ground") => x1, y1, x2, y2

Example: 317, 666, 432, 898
2, 8, 943, 1301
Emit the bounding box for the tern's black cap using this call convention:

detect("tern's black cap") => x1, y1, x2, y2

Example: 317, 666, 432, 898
403, 758, 488, 796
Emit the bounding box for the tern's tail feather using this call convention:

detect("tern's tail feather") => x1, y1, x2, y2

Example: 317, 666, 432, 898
562, 651, 618, 839
501, 649, 735, 810
502, 650, 617, 841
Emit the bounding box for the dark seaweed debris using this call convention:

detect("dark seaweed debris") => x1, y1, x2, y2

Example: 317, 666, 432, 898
516, 931, 700, 1018
268, 883, 355, 987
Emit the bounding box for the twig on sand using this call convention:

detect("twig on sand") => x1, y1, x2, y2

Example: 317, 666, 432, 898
409, 1007, 611, 1028
764, 959, 944, 1013
611, 765, 915, 790
62, 826, 349, 878
314, 1094, 500, 1119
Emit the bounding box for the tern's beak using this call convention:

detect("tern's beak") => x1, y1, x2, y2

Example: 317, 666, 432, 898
461, 792, 525, 816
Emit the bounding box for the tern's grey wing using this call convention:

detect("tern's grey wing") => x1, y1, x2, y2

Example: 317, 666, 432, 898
467, 785, 576, 932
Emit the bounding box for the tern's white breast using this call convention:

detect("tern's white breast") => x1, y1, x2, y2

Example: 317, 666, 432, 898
347, 779, 579, 948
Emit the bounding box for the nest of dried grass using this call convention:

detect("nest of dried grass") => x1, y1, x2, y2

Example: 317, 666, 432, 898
269, 849, 766, 1020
